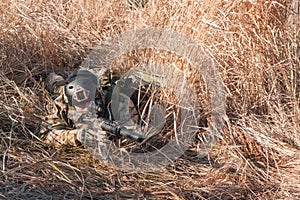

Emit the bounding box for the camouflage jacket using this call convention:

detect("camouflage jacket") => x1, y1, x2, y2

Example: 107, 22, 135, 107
40, 71, 142, 149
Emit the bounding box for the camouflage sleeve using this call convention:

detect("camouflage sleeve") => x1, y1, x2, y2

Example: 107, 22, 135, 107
41, 73, 78, 147
42, 127, 78, 147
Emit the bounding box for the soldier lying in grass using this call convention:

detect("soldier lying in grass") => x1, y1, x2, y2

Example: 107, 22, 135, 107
40, 69, 145, 159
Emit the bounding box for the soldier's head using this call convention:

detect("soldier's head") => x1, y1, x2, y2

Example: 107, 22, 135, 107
64, 70, 99, 110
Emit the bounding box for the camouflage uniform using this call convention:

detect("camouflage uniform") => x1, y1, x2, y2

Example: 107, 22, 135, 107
41, 73, 78, 147
41, 71, 141, 151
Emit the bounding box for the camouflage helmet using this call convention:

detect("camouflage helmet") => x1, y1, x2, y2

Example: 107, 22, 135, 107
64, 70, 99, 108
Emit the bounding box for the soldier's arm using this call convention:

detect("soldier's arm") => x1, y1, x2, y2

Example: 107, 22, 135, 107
42, 126, 78, 147
41, 73, 78, 147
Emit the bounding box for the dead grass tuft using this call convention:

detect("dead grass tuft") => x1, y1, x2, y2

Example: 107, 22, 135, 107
0, 0, 299, 199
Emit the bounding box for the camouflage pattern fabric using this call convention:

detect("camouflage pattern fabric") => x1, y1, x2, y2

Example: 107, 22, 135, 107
41, 73, 78, 147
41, 72, 141, 148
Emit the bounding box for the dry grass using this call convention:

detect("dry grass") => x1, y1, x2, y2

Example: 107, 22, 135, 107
0, 0, 299, 199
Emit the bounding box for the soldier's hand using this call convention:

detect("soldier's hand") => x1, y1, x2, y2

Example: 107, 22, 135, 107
76, 127, 110, 161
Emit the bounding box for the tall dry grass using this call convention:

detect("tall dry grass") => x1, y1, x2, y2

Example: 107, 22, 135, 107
0, 0, 299, 199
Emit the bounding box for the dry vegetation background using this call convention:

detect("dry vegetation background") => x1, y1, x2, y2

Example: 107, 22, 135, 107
0, 0, 299, 199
